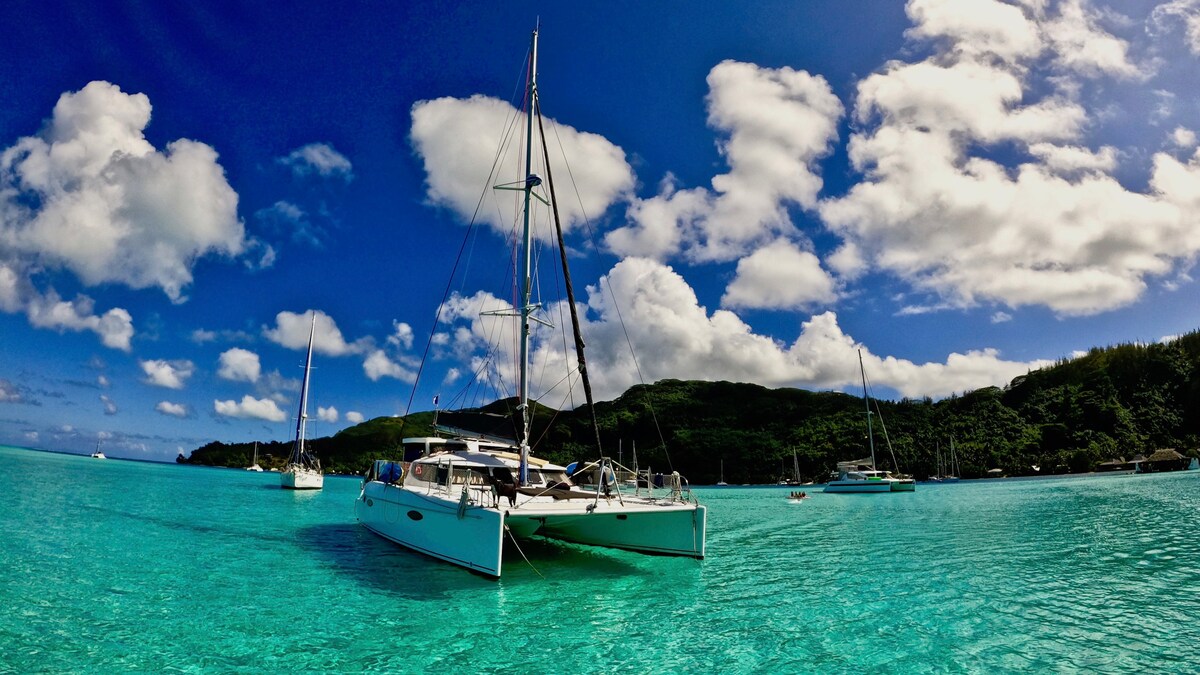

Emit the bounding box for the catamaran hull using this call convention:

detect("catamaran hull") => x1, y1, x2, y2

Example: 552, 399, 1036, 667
512, 504, 706, 558
825, 480, 893, 493
356, 482, 505, 577
281, 467, 324, 490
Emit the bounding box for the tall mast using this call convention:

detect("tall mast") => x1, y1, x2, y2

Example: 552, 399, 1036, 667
294, 313, 316, 459
516, 27, 539, 486
859, 349, 876, 469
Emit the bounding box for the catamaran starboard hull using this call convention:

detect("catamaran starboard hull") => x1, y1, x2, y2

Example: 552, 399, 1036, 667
508, 504, 706, 559
825, 480, 893, 493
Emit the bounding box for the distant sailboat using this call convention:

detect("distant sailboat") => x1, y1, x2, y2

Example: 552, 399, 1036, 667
90, 440, 106, 459
281, 314, 323, 490
246, 441, 263, 472
717, 459, 728, 486
826, 350, 915, 493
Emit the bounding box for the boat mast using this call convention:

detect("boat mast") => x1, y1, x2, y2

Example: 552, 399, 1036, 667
516, 27, 539, 486
859, 349, 876, 470
293, 313, 316, 464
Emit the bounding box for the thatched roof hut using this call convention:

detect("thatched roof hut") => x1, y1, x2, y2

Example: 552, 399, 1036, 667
1135, 448, 1193, 473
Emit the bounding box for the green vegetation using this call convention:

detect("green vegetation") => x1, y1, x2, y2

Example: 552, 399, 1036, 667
183, 332, 1200, 482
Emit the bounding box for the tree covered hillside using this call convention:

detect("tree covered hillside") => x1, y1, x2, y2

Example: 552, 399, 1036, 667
183, 332, 1200, 482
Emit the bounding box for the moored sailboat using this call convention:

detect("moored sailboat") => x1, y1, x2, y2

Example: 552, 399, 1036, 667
246, 441, 263, 472
355, 27, 706, 577
826, 351, 915, 493
281, 314, 323, 490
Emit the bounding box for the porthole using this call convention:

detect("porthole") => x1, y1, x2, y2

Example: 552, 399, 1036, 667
407, 510, 424, 521
616, 514, 628, 520
366, 498, 374, 507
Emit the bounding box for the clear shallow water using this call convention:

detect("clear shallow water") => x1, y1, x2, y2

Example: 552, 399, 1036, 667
3, 445, 1199, 673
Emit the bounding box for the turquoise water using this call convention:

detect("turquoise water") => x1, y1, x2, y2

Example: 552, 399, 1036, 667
3, 445, 1199, 673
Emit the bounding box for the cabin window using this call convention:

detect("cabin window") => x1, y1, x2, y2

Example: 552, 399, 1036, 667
450, 467, 484, 485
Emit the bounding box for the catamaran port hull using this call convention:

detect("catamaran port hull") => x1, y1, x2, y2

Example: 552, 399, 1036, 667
357, 481, 506, 577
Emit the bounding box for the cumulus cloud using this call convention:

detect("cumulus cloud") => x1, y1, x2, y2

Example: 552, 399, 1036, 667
155, 401, 188, 417
411, 94, 635, 240
213, 395, 286, 422
441, 258, 1048, 402
100, 394, 118, 415
817, 0, 1200, 317
263, 309, 368, 356
0, 81, 245, 304
363, 349, 416, 382
345, 411, 365, 424
606, 61, 843, 263
217, 348, 261, 383
1172, 127, 1197, 148
317, 406, 338, 423
24, 290, 133, 351
279, 143, 353, 179
140, 359, 195, 389
721, 239, 838, 310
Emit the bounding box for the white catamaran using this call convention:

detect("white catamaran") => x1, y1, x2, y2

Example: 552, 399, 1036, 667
826, 350, 915, 493
356, 28, 706, 577
281, 314, 323, 490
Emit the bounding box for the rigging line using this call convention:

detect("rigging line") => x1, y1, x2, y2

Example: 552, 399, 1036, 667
545, 115, 674, 471
863, 369, 901, 474
504, 525, 544, 580
402, 93, 528, 428
535, 94, 603, 458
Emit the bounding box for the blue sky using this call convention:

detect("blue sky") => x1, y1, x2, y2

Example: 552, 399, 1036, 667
3, 0, 1200, 461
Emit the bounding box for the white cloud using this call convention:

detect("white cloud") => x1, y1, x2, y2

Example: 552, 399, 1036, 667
155, 401, 188, 417
387, 321, 414, 350
363, 349, 415, 382
345, 411, 364, 424
100, 394, 117, 415
0, 81, 245, 303
139, 359, 195, 390
279, 143, 353, 179
24, 290, 134, 351
721, 239, 838, 310
441, 258, 1049, 401
410, 94, 635, 240
217, 348, 261, 383
991, 311, 1013, 324
1151, 0, 1200, 55
1172, 127, 1197, 148
816, 0, 1200, 317
606, 61, 843, 263
213, 395, 286, 422
263, 309, 368, 356
97, 375, 110, 388
317, 406, 338, 423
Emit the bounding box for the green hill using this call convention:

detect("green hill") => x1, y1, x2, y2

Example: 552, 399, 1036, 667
182, 331, 1200, 481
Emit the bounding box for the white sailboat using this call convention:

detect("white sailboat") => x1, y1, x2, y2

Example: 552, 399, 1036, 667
356, 27, 706, 577
90, 440, 106, 459
717, 459, 728, 486
281, 314, 323, 490
826, 351, 915, 493
246, 441, 263, 472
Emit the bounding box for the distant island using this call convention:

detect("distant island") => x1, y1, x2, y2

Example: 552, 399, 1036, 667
181, 332, 1200, 483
